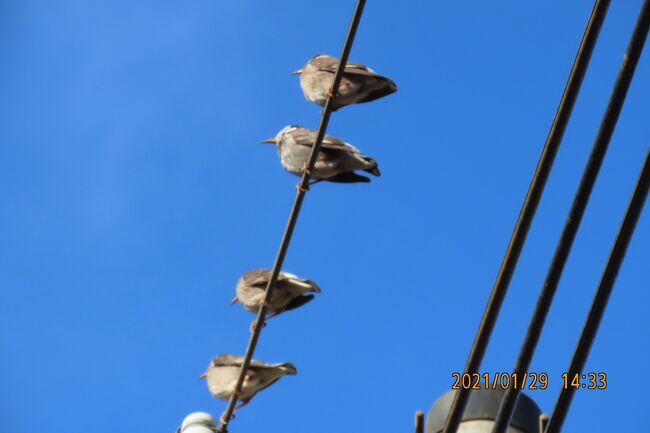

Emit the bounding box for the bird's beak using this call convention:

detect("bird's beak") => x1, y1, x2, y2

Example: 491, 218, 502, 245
261, 138, 276, 144
198, 372, 207, 380
230, 296, 239, 305
290, 69, 302, 75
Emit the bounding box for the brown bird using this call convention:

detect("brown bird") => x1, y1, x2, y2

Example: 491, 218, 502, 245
292, 54, 397, 110
199, 354, 297, 415
231, 269, 321, 323
262, 125, 380, 185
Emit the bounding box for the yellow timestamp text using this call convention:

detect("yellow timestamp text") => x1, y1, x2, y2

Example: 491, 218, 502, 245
451, 372, 549, 390
561, 372, 607, 389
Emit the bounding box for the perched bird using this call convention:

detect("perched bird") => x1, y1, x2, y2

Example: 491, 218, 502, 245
262, 125, 380, 185
292, 54, 397, 110
200, 354, 297, 411
232, 269, 321, 321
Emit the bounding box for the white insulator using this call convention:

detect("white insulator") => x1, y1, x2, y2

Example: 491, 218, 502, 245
178, 412, 218, 433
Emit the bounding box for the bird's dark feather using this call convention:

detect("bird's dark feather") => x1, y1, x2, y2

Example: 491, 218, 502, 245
325, 172, 371, 183
282, 294, 315, 313
357, 79, 398, 104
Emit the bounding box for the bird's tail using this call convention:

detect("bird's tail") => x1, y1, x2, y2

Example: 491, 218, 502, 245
306, 279, 322, 293
278, 363, 297, 375
362, 157, 381, 177
358, 76, 397, 104
290, 276, 321, 293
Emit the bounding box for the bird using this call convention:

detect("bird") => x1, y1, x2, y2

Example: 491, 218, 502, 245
262, 125, 380, 186
232, 269, 321, 322
292, 54, 397, 110
199, 354, 297, 417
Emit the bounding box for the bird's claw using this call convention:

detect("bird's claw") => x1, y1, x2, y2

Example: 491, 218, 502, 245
258, 298, 270, 307
295, 182, 309, 192
300, 162, 311, 176
250, 320, 267, 333
220, 412, 234, 425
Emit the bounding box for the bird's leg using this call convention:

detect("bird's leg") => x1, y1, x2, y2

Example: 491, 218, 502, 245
258, 297, 271, 308
220, 410, 236, 424
250, 298, 273, 332
249, 320, 267, 333
300, 162, 311, 177
296, 162, 315, 192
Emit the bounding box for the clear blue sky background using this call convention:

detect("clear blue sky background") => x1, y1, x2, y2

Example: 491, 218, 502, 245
1, 1, 648, 432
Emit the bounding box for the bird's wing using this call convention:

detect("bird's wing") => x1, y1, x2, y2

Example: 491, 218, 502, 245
311, 56, 381, 78
343, 62, 384, 78
322, 135, 362, 153
247, 360, 291, 371
243, 269, 298, 289
291, 128, 360, 154
212, 354, 288, 371
303, 279, 322, 293
309, 55, 341, 71
212, 354, 246, 367
242, 269, 271, 288
248, 362, 295, 396
285, 275, 321, 293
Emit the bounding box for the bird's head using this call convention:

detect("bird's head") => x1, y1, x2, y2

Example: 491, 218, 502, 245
261, 125, 298, 146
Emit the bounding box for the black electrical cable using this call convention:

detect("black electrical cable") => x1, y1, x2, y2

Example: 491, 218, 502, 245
441, 2, 611, 431
545, 147, 650, 433
491, 1, 650, 432
415, 411, 425, 433
216, 1, 367, 432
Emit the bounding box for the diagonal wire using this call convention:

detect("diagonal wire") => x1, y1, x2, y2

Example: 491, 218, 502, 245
415, 411, 425, 433
544, 146, 650, 433
441, 2, 611, 432
216, 1, 367, 432
491, 1, 650, 432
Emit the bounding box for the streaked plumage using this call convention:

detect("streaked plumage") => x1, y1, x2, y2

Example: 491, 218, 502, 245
200, 354, 296, 406
233, 269, 321, 318
293, 54, 397, 110
263, 125, 380, 184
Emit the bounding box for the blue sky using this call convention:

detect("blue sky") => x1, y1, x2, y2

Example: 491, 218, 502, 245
1, 1, 648, 432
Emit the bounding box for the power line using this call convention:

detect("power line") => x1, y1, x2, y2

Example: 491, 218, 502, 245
415, 411, 425, 433
491, 1, 650, 431
215, 1, 367, 431
441, 2, 611, 432
544, 146, 650, 433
